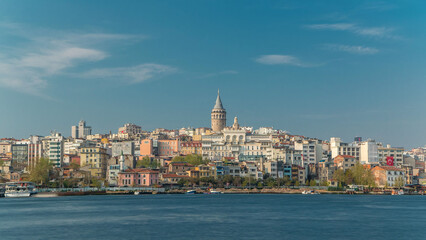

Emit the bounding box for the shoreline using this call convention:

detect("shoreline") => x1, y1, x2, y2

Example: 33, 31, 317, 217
24, 188, 422, 197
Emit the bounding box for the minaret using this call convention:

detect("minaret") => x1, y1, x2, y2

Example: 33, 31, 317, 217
119, 151, 125, 171
211, 89, 226, 132
232, 116, 239, 130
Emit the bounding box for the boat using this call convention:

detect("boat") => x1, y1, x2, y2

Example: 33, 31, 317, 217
302, 190, 320, 195
391, 189, 404, 195
5, 182, 37, 198
186, 190, 196, 194
134, 191, 140, 195
209, 189, 223, 194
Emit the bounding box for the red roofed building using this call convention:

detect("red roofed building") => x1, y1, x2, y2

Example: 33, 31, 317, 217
118, 168, 159, 187
372, 166, 405, 187
180, 141, 202, 155
168, 162, 193, 174
161, 173, 190, 185
334, 155, 358, 171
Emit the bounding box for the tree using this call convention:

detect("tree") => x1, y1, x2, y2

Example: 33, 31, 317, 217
233, 176, 242, 187
91, 178, 102, 189
223, 175, 234, 186
265, 177, 277, 187
136, 156, 160, 169
320, 180, 329, 186
69, 162, 80, 171
333, 169, 346, 185
305, 179, 310, 186
29, 157, 52, 186
283, 176, 292, 186
394, 177, 405, 188
171, 154, 208, 166
310, 180, 317, 187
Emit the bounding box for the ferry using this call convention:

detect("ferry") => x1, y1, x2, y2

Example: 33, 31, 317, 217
5, 182, 37, 198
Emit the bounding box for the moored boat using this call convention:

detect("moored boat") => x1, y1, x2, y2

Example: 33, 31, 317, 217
186, 190, 196, 194
5, 182, 37, 198
209, 189, 223, 194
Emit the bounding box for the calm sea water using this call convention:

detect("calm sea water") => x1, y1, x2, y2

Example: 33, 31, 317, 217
0, 194, 425, 239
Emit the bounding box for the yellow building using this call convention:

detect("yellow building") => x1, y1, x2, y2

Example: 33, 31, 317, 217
194, 165, 216, 178
180, 141, 202, 155
80, 147, 108, 178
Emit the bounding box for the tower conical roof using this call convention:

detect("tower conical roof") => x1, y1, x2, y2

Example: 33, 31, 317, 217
213, 89, 224, 109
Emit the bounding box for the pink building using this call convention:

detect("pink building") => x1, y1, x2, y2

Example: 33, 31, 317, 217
140, 139, 180, 157
118, 168, 159, 187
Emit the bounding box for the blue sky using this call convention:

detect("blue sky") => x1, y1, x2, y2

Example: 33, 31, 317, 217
0, 0, 425, 149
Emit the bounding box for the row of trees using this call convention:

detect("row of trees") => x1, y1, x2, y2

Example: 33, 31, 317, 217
171, 154, 208, 166
333, 163, 376, 187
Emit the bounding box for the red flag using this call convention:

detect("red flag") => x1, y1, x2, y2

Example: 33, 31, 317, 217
386, 156, 394, 166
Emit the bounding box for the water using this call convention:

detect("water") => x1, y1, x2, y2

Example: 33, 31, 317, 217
1, 194, 425, 239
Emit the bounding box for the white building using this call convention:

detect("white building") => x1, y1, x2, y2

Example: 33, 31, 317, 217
71, 120, 92, 139
43, 132, 64, 167
359, 139, 379, 164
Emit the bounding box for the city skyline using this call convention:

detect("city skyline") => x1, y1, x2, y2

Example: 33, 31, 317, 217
1, 0, 425, 148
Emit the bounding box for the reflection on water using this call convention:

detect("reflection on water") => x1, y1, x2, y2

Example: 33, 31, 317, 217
1, 194, 425, 240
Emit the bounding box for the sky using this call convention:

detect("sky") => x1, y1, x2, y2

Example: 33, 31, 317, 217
0, 0, 425, 149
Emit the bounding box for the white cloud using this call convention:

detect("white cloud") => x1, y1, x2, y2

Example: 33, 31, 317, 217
0, 23, 165, 97
306, 23, 396, 38
324, 44, 379, 55
82, 64, 177, 83
255, 55, 307, 66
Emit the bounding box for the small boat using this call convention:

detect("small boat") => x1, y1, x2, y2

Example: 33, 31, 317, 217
5, 182, 37, 198
186, 190, 196, 194
134, 191, 140, 195
391, 190, 404, 195
302, 190, 319, 195
209, 189, 223, 194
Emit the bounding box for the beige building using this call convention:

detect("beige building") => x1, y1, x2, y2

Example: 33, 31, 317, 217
378, 145, 404, 167
80, 147, 108, 178
0, 143, 11, 155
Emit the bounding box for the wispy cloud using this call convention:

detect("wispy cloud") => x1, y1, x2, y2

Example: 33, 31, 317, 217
323, 44, 379, 55
361, 2, 398, 11
81, 64, 177, 84
306, 23, 396, 39
255, 55, 315, 67
196, 70, 238, 79
0, 23, 165, 98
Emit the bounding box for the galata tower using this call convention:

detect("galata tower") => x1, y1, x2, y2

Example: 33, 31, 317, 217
211, 89, 226, 132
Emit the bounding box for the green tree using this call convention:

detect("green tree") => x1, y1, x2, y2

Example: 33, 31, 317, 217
283, 176, 292, 186
233, 176, 242, 187
136, 156, 160, 169
69, 162, 80, 171
29, 157, 52, 186
171, 154, 208, 166
320, 180, 329, 186
310, 180, 317, 187
333, 169, 346, 185
223, 175, 234, 186
265, 177, 277, 187
305, 179, 310, 186
394, 177, 405, 188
